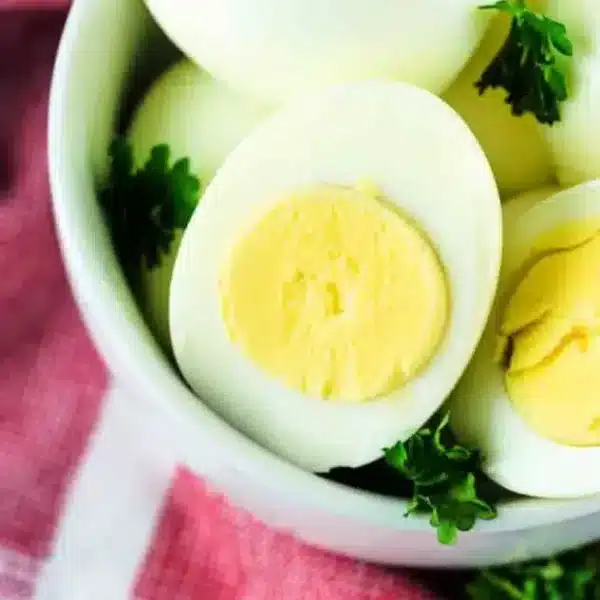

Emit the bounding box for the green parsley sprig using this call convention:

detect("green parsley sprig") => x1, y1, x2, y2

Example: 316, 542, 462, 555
476, 0, 573, 125
384, 413, 497, 544
100, 138, 200, 274
467, 546, 600, 599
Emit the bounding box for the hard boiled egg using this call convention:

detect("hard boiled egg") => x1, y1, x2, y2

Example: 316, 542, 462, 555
544, 0, 600, 186
128, 60, 271, 181
502, 185, 561, 227
145, 0, 490, 103
128, 60, 270, 351
450, 181, 600, 498
169, 81, 502, 472
443, 1, 554, 196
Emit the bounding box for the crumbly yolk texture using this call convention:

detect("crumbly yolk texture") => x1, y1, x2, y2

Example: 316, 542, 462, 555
500, 220, 600, 446
219, 184, 448, 401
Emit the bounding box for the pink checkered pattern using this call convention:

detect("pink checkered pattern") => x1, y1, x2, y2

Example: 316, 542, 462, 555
134, 469, 434, 600
0, 3, 440, 599
0, 8, 105, 598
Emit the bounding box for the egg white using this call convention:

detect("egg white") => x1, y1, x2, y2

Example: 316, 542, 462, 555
127, 60, 270, 352
145, 0, 489, 104
169, 81, 502, 472
450, 180, 600, 499
543, 0, 600, 187
502, 185, 561, 228
128, 60, 271, 182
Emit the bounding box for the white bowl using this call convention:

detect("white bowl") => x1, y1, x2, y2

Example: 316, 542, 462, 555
48, 0, 600, 568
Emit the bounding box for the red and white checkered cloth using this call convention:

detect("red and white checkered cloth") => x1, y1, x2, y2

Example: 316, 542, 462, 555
0, 3, 446, 598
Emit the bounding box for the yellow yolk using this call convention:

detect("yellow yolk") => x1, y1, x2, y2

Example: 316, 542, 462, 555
500, 220, 600, 446
219, 184, 449, 401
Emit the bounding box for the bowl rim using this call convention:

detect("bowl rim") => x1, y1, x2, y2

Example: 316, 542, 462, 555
48, 0, 600, 540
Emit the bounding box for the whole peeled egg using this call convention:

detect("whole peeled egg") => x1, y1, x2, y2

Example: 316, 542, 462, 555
144, 0, 491, 103
543, 0, 600, 186
169, 81, 502, 472
443, 0, 554, 196
127, 60, 270, 352
450, 181, 600, 498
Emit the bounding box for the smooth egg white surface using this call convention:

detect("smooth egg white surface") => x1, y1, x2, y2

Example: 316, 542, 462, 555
169, 81, 502, 472
450, 181, 600, 498
544, 0, 600, 186
502, 185, 561, 228
128, 60, 271, 181
127, 60, 271, 352
145, 0, 489, 103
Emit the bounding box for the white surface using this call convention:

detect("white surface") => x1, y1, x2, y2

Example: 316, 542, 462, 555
170, 80, 502, 472
128, 60, 271, 182
36, 386, 178, 600
144, 0, 489, 103
47, 0, 600, 568
544, 0, 600, 186
450, 181, 600, 498
502, 186, 560, 227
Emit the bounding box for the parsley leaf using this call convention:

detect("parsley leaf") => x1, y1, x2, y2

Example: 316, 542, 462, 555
475, 0, 573, 125
467, 546, 600, 599
99, 138, 201, 274
385, 413, 497, 544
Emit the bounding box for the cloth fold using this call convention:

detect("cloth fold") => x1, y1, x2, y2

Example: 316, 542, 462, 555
0, 2, 441, 598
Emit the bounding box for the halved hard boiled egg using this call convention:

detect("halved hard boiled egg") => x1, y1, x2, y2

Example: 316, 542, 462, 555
145, 0, 490, 103
502, 185, 561, 228
169, 81, 502, 472
450, 181, 600, 498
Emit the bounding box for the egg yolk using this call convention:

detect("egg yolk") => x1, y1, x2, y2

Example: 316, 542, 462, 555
500, 220, 600, 446
219, 184, 448, 401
